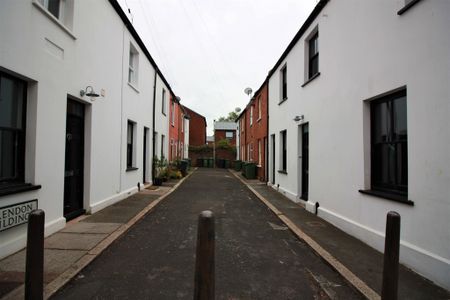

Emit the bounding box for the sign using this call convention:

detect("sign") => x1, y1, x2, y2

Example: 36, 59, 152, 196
0, 200, 38, 232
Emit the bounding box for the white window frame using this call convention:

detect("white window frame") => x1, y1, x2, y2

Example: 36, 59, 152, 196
258, 139, 262, 166
128, 43, 139, 86
258, 96, 262, 121
250, 106, 253, 126
171, 101, 175, 126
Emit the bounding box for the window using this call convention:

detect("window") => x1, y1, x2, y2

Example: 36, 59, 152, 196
308, 31, 319, 79
250, 143, 254, 161
250, 106, 253, 126
0, 72, 27, 186
161, 134, 165, 158
225, 131, 233, 139
280, 130, 287, 172
258, 96, 262, 120
280, 65, 287, 101
371, 89, 407, 196
126, 121, 135, 169
128, 43, 139, 86
39, 0, 63, 19
258, 139, 262, 165
181, 116, 184, 133
180, 143, 183, 159
162, 89, 166, 115
171, 101, 175, 126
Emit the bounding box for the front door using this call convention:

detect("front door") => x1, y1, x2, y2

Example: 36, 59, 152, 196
143, 127, 148, 183
64, 99, 85, 220
301, 123, 309, 200
271, 134, 275, 184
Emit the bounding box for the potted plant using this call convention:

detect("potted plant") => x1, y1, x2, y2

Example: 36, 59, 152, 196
153, 156, 168, 186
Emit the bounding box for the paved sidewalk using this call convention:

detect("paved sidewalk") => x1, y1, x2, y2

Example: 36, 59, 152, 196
0, 176, 185, 300
230, 170, 450, 300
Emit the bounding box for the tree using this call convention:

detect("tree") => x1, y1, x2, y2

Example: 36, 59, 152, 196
217, 110, 240, 122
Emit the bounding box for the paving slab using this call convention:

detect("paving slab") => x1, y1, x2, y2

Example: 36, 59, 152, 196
60, 222, 121, 234
45, 233, 108, 251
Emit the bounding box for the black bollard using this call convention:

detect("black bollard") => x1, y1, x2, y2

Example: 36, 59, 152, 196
25, 209, 45, 300
381, 211, 401, 300
194, 210, 215, 300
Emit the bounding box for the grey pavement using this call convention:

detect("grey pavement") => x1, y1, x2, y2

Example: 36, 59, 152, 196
0, 182, 177, 299
52, 168, 362, 299
233, 170, 450, 300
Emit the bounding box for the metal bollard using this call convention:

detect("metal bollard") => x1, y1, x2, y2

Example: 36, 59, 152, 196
381, 211, 400, 300
194, 210, 215, 300
25, 209, 45, 300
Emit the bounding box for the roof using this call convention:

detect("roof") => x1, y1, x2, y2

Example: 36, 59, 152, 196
214, 122, 237, 131
267, 0, 329, 79
182, 106, 207, 125
236, 79, 268, 121
108, 0, 176, 97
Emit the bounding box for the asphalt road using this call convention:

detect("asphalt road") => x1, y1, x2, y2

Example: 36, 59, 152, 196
52, 168, 362, 299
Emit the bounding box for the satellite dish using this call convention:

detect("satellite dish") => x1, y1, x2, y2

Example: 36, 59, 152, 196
235, 107, 241, 113
244, 87, 252, 96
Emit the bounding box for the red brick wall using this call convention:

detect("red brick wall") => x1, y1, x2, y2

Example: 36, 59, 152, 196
169, 96, 181, 161
214, 129, 236, 146
236, 82, 268, 181
183, 106, 206, 146
189, 148, 236, 167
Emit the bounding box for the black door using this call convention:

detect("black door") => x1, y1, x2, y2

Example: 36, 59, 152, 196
64, 100, 85, 220
143, 127, 148, 183
301, 123, 309, 200
271, 134, 275, 184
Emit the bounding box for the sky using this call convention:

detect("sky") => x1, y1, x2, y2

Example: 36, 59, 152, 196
117, 0, 318, 135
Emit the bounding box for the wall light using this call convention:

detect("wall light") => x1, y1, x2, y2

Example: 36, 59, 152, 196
80, 86, 100, 98
293, 115, 304, 122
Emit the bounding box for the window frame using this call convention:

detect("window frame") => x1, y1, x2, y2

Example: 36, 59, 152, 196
308, 31, 319, 79
280, 64, 287, 103
279, 130, 287, 173
126, 120, 136, 170
0, 72, 27, 185
369, 89, 408, 196
171, 100, 175, 126
257, 96, 262, 121
250, 106, 253, 126
161, 89, 166, 115
128, 43, 139, 87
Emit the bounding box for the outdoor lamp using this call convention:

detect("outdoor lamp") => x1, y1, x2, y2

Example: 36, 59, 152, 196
80, 86, 100, 98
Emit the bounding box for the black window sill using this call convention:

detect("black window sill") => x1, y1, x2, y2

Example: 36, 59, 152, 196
278, 170, 288, 174
397, 0, 423, 15
126, 167, 139, 172
0, 183, 42, 197
301, 72, 321, 87
278, 98, 288, 105
359, 189, 414, 206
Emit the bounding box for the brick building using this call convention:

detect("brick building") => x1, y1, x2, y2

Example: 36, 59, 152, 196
236, 81, 268, 181
182, 106, 207, 146
214, 121, 237, 146
169, 96, 189, 161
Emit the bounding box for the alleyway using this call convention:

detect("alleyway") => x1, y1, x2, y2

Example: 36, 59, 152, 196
52, 169, 361, 299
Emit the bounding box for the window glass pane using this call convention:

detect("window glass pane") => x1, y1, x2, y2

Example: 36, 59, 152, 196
127, 123, 133, 144
0, 130, 16, 180
393, 96, 407, 141
0, 76, 24, 129
372, 102, 390, 143
396, 142, 408, 187
48, 0, 60, 18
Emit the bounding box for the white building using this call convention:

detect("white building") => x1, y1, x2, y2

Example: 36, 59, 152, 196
0, 0, 174, 259
267, 0, 450, 290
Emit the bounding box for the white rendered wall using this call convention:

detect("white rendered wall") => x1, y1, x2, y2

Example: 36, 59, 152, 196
0, 0, 166, 258
154, 75, 169, 160
268, 0, 450, 289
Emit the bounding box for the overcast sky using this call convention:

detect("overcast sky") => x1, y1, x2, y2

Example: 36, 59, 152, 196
117, 0, 318, 135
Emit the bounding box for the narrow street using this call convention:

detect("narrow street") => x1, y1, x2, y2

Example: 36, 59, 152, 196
52, 168, 361, 299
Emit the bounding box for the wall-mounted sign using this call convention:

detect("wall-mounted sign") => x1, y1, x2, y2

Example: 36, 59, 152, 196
0, 200, 38, 232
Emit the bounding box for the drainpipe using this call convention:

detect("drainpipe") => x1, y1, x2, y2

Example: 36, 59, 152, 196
151, 70, 157, 181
